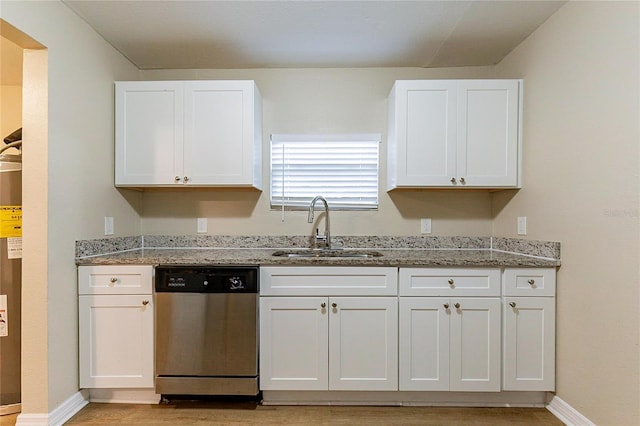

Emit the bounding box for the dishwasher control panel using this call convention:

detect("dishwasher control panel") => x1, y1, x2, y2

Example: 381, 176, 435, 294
155, 266, 258, 293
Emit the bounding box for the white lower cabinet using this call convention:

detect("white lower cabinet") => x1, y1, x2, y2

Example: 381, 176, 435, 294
329, 297, 398, 391
78, 265, 154, 389
260, 266, 558, 403
502, 269, 556, 391
399, 297, 501, 392
259, 267, 398, 391
503, 297, 555, 391
259, 297, 329, 390
260, 296, 398, 391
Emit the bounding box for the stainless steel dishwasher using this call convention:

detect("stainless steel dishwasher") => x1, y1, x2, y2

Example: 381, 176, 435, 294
154, 265, 259, 397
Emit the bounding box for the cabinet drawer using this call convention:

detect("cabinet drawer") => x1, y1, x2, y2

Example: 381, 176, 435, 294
503, 269, 556, 297
78, 265, 153, 295
399, 268, 500, 296
260, 267, 398, 296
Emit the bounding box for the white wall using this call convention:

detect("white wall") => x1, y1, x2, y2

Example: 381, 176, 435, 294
492, 2, 639, 425
140, 67, 496, 237
1, 0, 141, 413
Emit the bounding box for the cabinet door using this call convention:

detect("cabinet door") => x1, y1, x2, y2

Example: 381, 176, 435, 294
399, 298, 449, 391
115, 81, 183, 186
503, 297, 555, 391
390, 80, 457, 188
457, 80, 520, 187
259, 297, 329, 390
79, 295, 154, 388
449, 298, 501, 391
183, 81, 256, 186
328, 297, 398, 391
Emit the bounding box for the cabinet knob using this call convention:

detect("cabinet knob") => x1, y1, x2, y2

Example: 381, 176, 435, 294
331, 302, 337, 309
321, 302, 326, 308
460, 177, 466, 185
454, 303, 461, 309
448, 279, 454, 286
110, 277, 118, 283
443, 303, 449, 309
142, 300, 149, 306
174, 176, 181, 182
509, 302, 517, 308
450, 178, 456, 184
183, 176, 189, 183
527, 279, 535, 286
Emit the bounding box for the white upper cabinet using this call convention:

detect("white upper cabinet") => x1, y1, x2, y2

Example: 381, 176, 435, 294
115, 80, 262, 189
387, 79, 522, 189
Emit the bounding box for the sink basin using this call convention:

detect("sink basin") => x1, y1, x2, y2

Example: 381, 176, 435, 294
272, 249, 383, 258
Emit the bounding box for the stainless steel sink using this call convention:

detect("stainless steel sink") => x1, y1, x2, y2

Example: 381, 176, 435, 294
272, 249, 383, 258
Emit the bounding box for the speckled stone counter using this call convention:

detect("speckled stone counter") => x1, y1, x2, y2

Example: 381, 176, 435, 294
75, 235, 560, 268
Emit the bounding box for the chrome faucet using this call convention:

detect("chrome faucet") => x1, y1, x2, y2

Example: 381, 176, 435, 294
308, 195, 331, 249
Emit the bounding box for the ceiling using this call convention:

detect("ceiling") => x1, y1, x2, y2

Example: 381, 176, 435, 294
61, 0, 566, 70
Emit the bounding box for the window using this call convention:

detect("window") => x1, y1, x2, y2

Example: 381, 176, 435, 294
270, 134, 380, 210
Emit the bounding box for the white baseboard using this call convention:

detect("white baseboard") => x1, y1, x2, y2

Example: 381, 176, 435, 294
546, 395, 595, 426
15, 390, 89, 426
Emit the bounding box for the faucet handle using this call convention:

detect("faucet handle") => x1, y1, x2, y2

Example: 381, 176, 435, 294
315, 228, 328, 247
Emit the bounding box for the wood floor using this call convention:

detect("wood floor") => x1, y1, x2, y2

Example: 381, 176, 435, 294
3, 401, 564, 425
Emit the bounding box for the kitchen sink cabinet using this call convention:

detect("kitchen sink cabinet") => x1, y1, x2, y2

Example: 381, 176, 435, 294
260, 296, 398, 391
115, 80, 262, 189
503, 269, 556, 391
259, 267, 398, 391
78, 265, 154, 389
259, 297, 329, 391
387, 79, 522, 190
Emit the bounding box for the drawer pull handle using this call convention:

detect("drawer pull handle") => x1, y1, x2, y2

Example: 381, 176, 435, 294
448, 279, 454, 286
321, 302, 326, 308
528, 279, 535, 286
450, 178, 456, 184
110, 277, 118, 283
460, 177, 466, 184
443, 303, 449, 309
142, 300, 149, 306
509, 302, 517, 308
454, 303, 460, 309
331, 302, 337, 309
174, 176, 181, 182
184, 176, 190, 183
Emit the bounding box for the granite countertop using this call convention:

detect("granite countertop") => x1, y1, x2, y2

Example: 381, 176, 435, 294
76, 239, 561, 268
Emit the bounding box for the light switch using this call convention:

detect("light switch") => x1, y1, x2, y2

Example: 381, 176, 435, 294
104, 216, 114, 235
517, 216, 527, 235
197, 218, 208, 234
420, 218, 432, 234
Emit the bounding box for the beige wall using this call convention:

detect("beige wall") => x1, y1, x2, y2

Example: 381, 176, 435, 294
1, 0, 141, 413
140, 67, 496, 237
1, 36, 23, 150
492, 2, 640, 425
1, 82, 22, 149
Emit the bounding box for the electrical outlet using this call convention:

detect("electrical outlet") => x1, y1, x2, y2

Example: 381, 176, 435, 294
197, 218, 208, 234
104, 216, 114, 235
517, 216, 527, 235
420, 218, 432, 234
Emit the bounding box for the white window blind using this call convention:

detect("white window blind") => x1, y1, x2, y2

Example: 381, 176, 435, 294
270, 134, 380, 209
